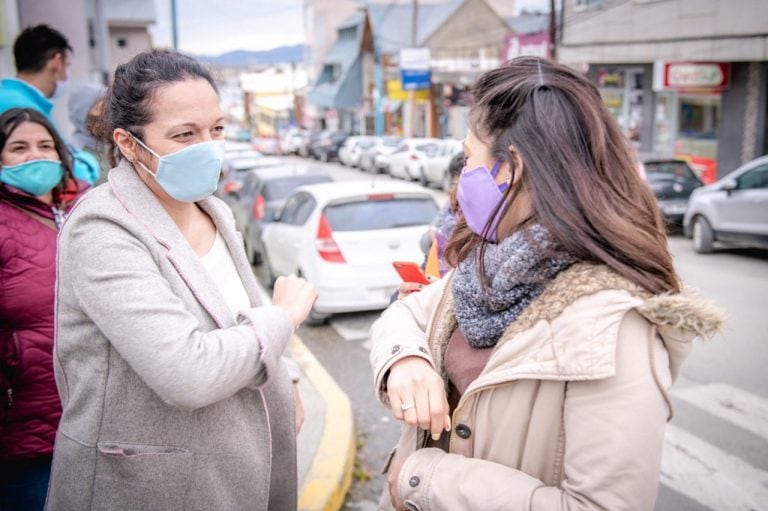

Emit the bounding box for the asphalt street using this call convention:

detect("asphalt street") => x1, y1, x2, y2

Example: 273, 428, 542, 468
254, 157, 768, 511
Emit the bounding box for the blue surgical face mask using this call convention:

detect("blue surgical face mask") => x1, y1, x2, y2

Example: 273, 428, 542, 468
131, 134, 225, 202
1, 159, 64, 196
51, 79, 69, 99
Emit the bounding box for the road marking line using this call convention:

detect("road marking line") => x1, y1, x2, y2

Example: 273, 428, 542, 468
661, 424, 768, 511
672, 383, 768, 441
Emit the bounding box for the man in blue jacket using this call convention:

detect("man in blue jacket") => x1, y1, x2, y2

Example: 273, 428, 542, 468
0, 25, 99, 184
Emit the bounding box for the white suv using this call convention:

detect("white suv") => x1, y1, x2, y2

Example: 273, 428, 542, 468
683, 155, 768, 253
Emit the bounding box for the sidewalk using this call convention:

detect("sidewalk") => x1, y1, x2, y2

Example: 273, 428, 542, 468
255, 284, 356, 511
291, 335, 355, 511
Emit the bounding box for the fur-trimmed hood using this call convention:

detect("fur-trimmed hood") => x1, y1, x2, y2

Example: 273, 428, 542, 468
636, 289, 726, 380
428, 263, 726, 387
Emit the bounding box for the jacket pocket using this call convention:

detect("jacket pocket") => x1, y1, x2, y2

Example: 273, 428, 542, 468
92, 441, 193, 511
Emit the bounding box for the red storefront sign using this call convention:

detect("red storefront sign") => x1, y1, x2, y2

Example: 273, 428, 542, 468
503, 32, 551, 62
654, 61, 731, 91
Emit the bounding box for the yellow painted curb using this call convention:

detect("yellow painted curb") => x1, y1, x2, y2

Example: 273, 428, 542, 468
289, 335, 356, 511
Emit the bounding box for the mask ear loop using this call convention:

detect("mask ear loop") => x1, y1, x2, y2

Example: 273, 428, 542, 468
128, 132, 159, 177
490, 159, 503, 177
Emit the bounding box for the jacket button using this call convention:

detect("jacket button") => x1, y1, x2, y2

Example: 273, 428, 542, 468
391, 345, 401, 355
409, 475, 420, 487
418, 346, 428, 354
455, 424, 472, 439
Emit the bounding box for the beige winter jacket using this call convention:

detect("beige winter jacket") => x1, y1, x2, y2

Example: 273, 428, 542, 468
370, 263, 724, 511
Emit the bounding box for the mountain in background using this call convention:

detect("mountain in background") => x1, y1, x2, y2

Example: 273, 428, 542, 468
196, 44, 304, 67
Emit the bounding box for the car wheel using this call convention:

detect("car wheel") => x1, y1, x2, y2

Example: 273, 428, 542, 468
441, 171, 453, 192
692, 216, 715, 254
305, 307, 330, 326
261, 250, 277, 288
251, 245, 263, 266
419, 167, 429, 187
296, 269, 329, 325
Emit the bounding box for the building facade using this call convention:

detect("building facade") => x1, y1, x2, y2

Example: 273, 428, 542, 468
559, 0, 768, 182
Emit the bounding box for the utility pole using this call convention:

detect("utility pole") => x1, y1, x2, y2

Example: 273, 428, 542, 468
549, 0, 557, 60
171, 0, 179, 50
367, 3, 385, 136
406, 0, 418, 138
93, 0, 110, 84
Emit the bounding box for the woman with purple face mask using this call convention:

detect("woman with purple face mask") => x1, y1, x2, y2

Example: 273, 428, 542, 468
369, 57, 725, 511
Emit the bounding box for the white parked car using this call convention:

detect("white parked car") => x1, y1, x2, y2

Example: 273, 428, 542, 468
261, 181, 439, 323
359, 137, 402, 173
338, 136, 377, 167
683, 155, 768, 253
388, 138, 441, 181
421, 139, 463, 189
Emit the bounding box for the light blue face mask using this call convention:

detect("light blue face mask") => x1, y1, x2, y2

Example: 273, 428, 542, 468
0, 159, 64, 196
131, 134, 225, 202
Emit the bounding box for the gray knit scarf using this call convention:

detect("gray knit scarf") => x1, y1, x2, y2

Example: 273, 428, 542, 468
452, 224, 578, 348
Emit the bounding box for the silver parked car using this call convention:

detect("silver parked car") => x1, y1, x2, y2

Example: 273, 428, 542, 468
683, 155, 768, 253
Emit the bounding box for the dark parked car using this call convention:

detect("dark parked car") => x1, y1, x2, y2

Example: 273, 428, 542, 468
640, 157, 703, 227
225, 165, 333, 264
298, 131, 322, 158
313, 131, 349, 162
217, 155, 282, 207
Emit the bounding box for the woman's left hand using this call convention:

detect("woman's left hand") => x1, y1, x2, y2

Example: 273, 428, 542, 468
293, 383, 304, 435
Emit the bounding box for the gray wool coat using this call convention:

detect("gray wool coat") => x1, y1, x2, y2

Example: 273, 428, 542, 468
46, 161, 298, 511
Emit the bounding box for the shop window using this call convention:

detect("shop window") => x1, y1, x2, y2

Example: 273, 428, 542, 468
679, 96, 719, 139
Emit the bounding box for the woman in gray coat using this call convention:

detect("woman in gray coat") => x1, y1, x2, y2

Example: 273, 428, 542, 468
46, 49, 317, 510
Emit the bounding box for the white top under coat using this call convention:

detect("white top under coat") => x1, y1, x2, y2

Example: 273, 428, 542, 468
199, 231, 251, 318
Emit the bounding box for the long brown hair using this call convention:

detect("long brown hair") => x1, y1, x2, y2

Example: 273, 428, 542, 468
445, 57, 679, 295
0, 107, 75, 206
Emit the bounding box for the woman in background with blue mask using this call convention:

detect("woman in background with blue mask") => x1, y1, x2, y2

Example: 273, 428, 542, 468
47, 49, 317, 510
369, 57, 725, 510
0, 108, 86, 511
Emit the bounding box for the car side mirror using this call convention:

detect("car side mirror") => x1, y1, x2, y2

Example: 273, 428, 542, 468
722, 179, 738, 194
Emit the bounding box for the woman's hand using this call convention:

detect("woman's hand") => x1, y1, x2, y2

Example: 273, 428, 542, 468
397, 282, 425, 300
386, 356, 451, 440
397, 275, 438, 300
293, 382, 304, 435
272, 275, 318, 329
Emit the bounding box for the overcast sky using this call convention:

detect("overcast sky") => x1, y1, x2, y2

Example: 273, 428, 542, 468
150, 0, 550, 56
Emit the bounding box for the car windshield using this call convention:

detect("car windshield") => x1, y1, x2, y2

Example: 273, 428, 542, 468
263, 175, 331, 200
324, 198, 437, 231
382, 138, 400, 147
644, 161, 699, 181
357, 140, 376, 149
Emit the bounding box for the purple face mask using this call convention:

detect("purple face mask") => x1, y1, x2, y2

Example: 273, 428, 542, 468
456, 160, 508, 242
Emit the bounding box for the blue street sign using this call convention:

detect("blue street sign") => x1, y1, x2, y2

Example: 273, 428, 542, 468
401, 69, 431, 90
